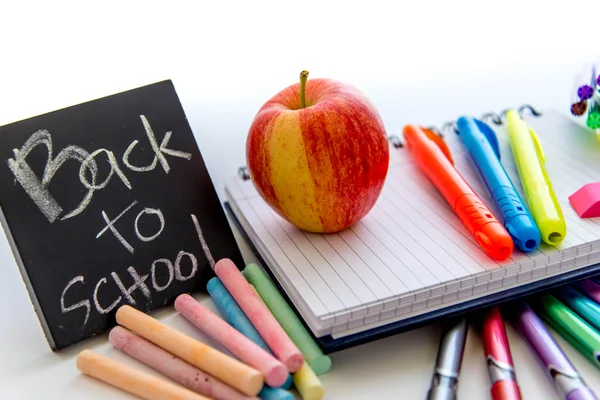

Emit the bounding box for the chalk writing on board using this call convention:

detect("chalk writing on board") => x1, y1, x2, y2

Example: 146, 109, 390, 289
97, 201, 139, 254
135, 208, 165, 242
59, 207, 213, 326
192, 213, 215, 269
112, 267, 152, 305
98, 203, 169, 253
80, 149, 132, 191
5, 113, 210, 328
60, 251, 202, 326
7, 130, 96, 223
61, 276, 91, 326
93, 278, 121, 314
123, 115, 192, 173
174, 251, 198, 281
151, 259, 174, 292
6, 115, 192, 224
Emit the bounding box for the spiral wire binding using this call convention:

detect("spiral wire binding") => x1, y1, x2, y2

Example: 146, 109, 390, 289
440, 104, 542, 136
388, 125, 442, 148
238, 105, 542, 177
442, 121, 459, 136
238, 166, 250, 180
389, 135, 404, 148
480, 111, 503, 125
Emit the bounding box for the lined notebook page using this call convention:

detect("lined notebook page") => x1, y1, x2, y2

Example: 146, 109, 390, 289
225, 109, 600, 331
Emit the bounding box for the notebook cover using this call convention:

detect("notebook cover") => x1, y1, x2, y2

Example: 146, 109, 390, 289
224, 201, 600, 354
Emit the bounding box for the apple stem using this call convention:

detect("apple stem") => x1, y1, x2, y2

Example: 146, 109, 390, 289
299, 70, 309, 108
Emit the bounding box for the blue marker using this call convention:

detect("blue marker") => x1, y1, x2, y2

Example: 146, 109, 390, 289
456, 116, 541, 252
207, 277, 294, 392
555, 286, 600, 331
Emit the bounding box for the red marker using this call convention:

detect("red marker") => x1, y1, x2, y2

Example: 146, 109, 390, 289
482, 306, 522, 400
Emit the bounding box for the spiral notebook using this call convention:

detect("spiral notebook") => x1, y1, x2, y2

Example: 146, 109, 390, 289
224, 106, 600, 353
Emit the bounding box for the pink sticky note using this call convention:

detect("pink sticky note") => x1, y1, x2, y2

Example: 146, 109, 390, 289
569, 182, 600, 218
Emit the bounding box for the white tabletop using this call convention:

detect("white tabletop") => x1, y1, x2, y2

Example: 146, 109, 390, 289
1, 1, 600, 399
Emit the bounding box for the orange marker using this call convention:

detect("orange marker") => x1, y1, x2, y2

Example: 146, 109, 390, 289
403, 125, 513, 260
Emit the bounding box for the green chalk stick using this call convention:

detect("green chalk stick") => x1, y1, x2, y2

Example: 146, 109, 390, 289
243, 263, 332, 375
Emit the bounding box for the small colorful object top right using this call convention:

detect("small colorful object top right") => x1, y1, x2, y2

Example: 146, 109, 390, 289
570, 62, 600, 134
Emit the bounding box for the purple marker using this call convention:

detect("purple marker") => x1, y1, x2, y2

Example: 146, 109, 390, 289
575, 279, 600, 304
508, 300, 597, 400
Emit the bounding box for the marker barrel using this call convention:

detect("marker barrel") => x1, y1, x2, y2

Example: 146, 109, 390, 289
76, 350, 210, 400
403, 124, 513, 260
508, 301, 597, 400
214, 258, 304, 372
115, 305, 263, 397
109, 326, 258, 400
491, 381, 522, 400
535, 293, 600, 368
575, 279, 600, 304
175, 294, 289, 388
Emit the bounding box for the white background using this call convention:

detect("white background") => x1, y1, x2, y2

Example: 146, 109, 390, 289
0, 1, 599, 399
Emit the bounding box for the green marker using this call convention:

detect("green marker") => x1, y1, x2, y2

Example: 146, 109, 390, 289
243, 263, 332, 375
554, 286, 600, 332
533, 293, 600, 368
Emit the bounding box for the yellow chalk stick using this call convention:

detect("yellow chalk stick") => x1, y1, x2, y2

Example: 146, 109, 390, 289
115, 305, 264, 397
293, 362, 324, 400
76, 350, 211, 400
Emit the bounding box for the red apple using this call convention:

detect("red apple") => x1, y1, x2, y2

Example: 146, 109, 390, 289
246, 71, 389, 233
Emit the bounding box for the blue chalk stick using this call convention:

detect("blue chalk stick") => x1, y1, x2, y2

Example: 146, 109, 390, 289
207, 277, 270, 351
259, 386, 295, 400
207, 277, 293, 389
281, 372, 294, 389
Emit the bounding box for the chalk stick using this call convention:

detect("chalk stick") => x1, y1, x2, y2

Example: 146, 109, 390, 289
214, 258, 304, 373
175, 294, 288, 388
243, 263, 332, 375
293, 362, 324, 400
76, 350, 211, 400
207, 277, 270, 351
258, 386, 295, 400
109, 326, 258, 400
207, 277, 294, 390
115, 305, 263, 397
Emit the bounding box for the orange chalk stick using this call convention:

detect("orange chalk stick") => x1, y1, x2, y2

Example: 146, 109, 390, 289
109, 327, 259, 400
115, 305, 264, 397
76, 350, 211, 400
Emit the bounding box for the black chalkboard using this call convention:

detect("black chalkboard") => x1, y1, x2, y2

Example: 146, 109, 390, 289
0, 80, 244, 350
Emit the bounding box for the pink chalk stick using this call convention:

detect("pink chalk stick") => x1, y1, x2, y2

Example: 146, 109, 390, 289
109, 326, 258, 400
214, 259, 304, 373
175, 294, 289, 387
